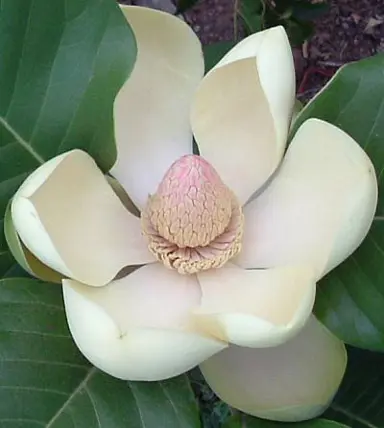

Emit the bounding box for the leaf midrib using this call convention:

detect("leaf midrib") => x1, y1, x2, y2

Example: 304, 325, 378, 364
330, 403, 378, 428
45, 367, 96, 427
0, 116, 45, 165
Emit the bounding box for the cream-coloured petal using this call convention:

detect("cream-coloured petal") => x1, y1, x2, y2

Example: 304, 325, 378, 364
63, 264, 226, 380
237, 119, 378, 280
193, 264, 316, 347
106, 176, 140, 217
200, 315, 347, 422
5, 200, 63, 284
216, 26, 295, 157
111, 6, 204, 209
191, 26, 295, 204
11, 150, 154, 287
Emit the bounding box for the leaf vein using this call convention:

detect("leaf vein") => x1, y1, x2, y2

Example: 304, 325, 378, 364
0, 116, 44, 165
0, 385, 68, 396
46, 367, 96, 428
129, 383, 148, 428
0, 418, 44, 427
3, 0, 33, 119
1, 330, 70, 339
85, 386, 102, 428
159, 381, 184, 425
0, 358, 88, 369
331, 403, 378, 428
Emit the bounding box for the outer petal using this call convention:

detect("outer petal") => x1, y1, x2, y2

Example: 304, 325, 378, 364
237, 119, 378, 280
200, 315, 347, 422
5, 200, 63, 283
63, 264, 226, 381
191, 26, 295, 204
193, 264, 316, 347
111, 6, 204, 209
11, 150, 154, 287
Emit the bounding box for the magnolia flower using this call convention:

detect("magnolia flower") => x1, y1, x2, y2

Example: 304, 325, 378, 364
8, 5, 377, 422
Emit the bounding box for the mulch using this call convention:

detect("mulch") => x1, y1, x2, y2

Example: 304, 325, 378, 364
184, 0, 384, 100
120, 0, 384, 100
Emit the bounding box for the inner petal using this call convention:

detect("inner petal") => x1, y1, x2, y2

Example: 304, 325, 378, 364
111, 6, 204, 210
11, 150, 154, 287
141, 155, 244, 274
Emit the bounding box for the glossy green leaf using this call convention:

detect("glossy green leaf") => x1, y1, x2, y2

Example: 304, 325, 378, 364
0, 0, 137, 277
291, 99, 304, 126
324, 347, 384, 428
223, 414, 349, 428
283, 18, 314, 46
0, 277, 201, 427
292, 54, 384, 351
239, 0, 263, 34
203, 41, 236, 73
0, 246, 15, 278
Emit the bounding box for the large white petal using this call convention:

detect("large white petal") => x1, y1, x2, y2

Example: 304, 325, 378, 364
193, 264, 316, 347
12, 150, 153, 287
63, 263, 226, 381
200, 315, 347, 422
191, 26, 295, 204
111, 6, 204, 209
237, 119, 377, 280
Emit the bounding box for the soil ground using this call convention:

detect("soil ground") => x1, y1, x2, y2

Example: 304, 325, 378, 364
184, 0, 384, 100
122, 0, 384, 101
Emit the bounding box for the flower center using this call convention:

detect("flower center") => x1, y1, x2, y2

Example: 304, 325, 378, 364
141, 155, 244, 274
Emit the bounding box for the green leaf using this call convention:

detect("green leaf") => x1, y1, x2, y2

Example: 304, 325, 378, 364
203, 41, 236, 73
291, 1, 329, 22
176, 0, 200, 14
324, 347, 384, 428
238, 0, 263, 34
0, 0, 137, 277
283, 18, 314, 46
291, 98, 304, 125
292, 54, 384, 351
223, 414, 349, 428
0, 277, 201, 427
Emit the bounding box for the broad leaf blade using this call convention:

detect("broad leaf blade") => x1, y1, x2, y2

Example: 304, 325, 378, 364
49, 371, 200, 427
0, 0, 135, 170
325, 347, 384, 428
238, 0, 263, 34
124, 377, 201, 427
203, 42, 236, 73
0, 0, 137, 277
292, 54, 384, 351
0, 277, 200, 427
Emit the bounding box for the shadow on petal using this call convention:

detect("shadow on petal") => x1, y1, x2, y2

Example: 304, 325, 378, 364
193, 264, 316, 347
200, 315, 347, 422
63, 263, 227, 380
